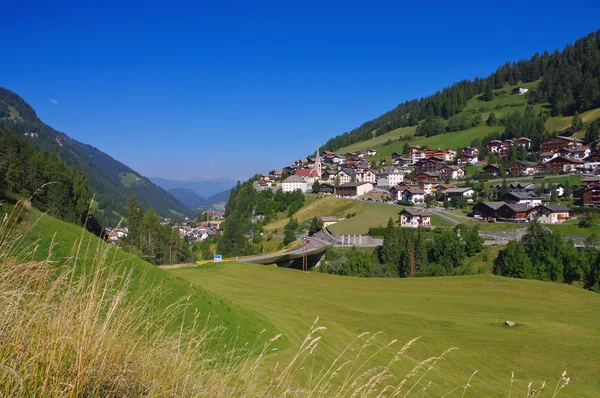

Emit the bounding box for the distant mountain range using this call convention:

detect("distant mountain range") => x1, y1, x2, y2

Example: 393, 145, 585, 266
150, 176, 237, 198
0, 87, 193, 219
166, 187, 231, 210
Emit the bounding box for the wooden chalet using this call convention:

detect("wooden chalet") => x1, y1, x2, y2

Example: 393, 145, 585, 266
544, 156, 584, 172
540, 136, 583, 152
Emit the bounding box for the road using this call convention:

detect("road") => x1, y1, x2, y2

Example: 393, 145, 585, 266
240, 235, 331, 264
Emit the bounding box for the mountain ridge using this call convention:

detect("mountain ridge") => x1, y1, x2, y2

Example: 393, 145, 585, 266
0, 86, 194, 220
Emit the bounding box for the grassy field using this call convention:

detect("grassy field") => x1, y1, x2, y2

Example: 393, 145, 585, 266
328, 201, 401, 234
547, 219, 600, 237
545, 107, 600, 133
14, 207, 279, 345
119, 172, 142, 187
170, 262, 600, 396
263, 196, 362, 233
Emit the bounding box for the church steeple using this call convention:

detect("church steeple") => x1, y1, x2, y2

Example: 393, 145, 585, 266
315, 144, 322, 177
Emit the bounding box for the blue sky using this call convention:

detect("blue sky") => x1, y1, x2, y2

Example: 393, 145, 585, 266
2, 1, 599, 180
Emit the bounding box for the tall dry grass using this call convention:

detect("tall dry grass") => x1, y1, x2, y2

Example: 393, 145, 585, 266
0, 203, 571, 397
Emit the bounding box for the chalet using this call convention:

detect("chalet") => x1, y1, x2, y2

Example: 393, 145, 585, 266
337, 168, 354, 184
533, 204, 572, 224
335, 182, 373, 198
502, 139, 515, 148
424, 149, 455, 161
582, 187, 600, 206
282, 175, 309, 193
462, 146, 480, 157
399, 208, 432, 228
393, 156, 412, 166
500, 192, 542, 207
487, 140, 504, 153
413, 172, 440, 182
544, 156, 584, 172
400, 187, 426, 204
581, 176, 600, 188
407, 145, 423, 154
472, 201, 505, 220
559, 146, 591, 160
356, 169, 377, 184
540, 136, 583, 152
539, 151, 559, 163
270, 169, 283, 179
458, 153, 478, 165
435, 184, 457, 192
443, 187, 475, 201
356, 151, 366, 158
367, 149, 377, 156
414, 158, 443, 172
294, 168, 320, 183
511, 87, 529, 95
318, 183, 335, 195
323, 150, 336, 156
483, 163, 502, 176
509, 161, 539, 176
496, 203, 535, 222
438, 165, 465, 180
517, 137, 532, 149
411, 150, 427, 164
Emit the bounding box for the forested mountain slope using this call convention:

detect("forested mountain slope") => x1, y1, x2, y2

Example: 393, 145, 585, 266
322, 29, 600, 153
0, 87, 193, 220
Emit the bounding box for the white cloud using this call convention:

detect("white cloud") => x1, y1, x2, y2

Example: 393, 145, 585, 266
49, 99, 58, 105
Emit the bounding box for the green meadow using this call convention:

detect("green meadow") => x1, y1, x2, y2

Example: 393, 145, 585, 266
170, 262, 600, 396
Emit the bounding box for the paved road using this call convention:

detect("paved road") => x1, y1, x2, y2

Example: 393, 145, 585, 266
240, 236, 331, 264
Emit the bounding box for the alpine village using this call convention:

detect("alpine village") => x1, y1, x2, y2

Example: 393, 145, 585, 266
1, 14, 600, 398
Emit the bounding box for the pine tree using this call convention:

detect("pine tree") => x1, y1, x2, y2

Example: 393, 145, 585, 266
486, 112, 497, 126
572, 111, 584, 131
585, 120, 599, 144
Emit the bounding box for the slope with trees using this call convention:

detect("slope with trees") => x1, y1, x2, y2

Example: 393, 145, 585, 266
0, 87, 193, 222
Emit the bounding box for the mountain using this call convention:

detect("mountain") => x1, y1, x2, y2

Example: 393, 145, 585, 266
0, 87, 193, 220
321, 29, 600, 154
150, 176, 236, 198
167, 187, 232, 209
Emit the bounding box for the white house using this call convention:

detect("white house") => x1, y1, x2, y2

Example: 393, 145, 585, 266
367, 149, 377, 156
357, 169, 377, 184
443, 187, 475, 202
376, 171, 404, 188
282, 175, 308, 193
400, 187, 426, 204
534, 204, 571, 224
400, 209, 432, 228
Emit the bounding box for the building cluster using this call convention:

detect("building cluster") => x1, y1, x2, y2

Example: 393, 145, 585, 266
105, 227, 128, 243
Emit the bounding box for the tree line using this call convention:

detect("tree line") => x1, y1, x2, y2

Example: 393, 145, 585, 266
321, 29, 600, 153
122, 194, 192, 265
0, 127, 96, 231
494, 222, 600, 292
320, 218, 484, 277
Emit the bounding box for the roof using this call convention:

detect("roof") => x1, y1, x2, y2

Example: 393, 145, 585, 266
512, 161, 539, 167
582, 176, 600, 182
517, 137, 532, 141
401, 208, 432, 217
540, 204, 571, 212
295, 168, 319, 177
340, 167, 355, 175
337, 182, 372, 187
475, 201, 506, 210
484, 163, 501, 169
544, 135, 583, 143
406, 187, 425, 194
283, 175, 306, 183
319, 216, 338, 222
502, 203, 534, 213
503, 192, 536, 200
539, 151, 557, 157
546, 155, 584, 164
444, 187, 474, 194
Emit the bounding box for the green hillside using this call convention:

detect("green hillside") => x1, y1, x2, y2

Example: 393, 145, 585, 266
171, 262, 600, 396
15, 207, 280, 346
0, 87, 193, 220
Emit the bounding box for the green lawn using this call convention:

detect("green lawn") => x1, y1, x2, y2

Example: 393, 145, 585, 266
170, 262, 600, 396
119, 172, 142, 187
328, 202, 400, 234
547, 219, 600, 237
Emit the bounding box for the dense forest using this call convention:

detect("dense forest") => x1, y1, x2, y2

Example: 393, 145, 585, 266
217, 178, 305, 257
0, 87, 193, 223
321, 29, 600, 152
0, 127, 99, 232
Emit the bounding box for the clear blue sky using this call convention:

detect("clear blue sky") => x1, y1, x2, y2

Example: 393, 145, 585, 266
2, 1, 599, 180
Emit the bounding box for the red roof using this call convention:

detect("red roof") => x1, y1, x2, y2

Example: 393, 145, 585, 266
295, 169, 319, 177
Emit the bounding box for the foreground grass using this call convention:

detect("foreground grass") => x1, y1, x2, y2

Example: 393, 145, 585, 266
171, 262, 600, 397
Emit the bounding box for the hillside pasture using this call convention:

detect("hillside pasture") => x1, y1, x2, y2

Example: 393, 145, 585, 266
171, 262, 600, 396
